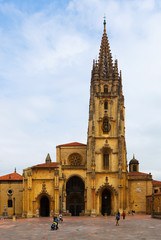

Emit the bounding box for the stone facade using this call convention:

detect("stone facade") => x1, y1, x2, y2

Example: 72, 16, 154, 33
0, 171, 23, 217
146, 180, 161, 215
21, 21, 154, 217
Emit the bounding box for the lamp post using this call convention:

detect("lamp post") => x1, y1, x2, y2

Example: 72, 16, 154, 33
104, 195, 107, 219
59, 196, 61, 214
12, 197, 16, 221
152, 193, 154, 217
13, 197, 15, 216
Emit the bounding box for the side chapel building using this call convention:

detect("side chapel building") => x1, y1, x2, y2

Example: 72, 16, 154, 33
1, 21, 161, 217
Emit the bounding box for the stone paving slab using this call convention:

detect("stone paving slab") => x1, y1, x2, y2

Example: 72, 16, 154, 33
0, 215, 161, 240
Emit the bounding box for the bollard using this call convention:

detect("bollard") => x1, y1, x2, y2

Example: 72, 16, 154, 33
13, 215, 16, 221
104, 213, 107, 219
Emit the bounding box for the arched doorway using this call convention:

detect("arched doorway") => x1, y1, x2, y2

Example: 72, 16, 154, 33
40, 196, 49, 217
102, 189, 111, 215
66, 176, 85, 216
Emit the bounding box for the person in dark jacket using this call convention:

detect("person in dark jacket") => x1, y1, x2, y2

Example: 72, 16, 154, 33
116, 214, 120, 226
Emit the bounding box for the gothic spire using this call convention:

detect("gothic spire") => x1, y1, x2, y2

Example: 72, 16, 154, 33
98, 20, 113, 77
45, 153, 51, 164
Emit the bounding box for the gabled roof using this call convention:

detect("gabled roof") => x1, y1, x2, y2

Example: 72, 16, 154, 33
32, 162, 59, 168
0, 172, 23, 181
152, 180, 161, 186
57, 142, 86, 147
128, 172, 149, 176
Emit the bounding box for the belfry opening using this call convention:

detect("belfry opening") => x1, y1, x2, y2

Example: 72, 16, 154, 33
66, 176, 85, 216
40, 196, 50, 217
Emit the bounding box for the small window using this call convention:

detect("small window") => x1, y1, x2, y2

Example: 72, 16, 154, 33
104, 85, 108, 93
154, 189, 158, 193
8, 199, 12, 208
103, 153, 109, 170
104, 101, 108, 110
133, 165, 137, 172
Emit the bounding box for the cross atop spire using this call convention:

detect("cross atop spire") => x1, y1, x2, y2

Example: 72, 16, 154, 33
103, 16, 106, 33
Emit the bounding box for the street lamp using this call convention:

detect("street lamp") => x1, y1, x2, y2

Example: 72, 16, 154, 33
152, 193, 154, 217
13, 197, 15, 216
59, 196, 61, 214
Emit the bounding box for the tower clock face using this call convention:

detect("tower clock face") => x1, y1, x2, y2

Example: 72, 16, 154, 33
102, 118, 111, 133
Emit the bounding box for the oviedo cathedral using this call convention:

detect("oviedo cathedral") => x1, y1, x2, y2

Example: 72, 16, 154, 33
0, 21, 161, 218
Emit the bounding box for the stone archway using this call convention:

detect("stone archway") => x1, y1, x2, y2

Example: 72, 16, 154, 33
66, 176, 85, 216
40, 196, 49, 217
96, 182, 118, 215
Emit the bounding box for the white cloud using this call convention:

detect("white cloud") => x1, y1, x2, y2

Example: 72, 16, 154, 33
0, 0, 161, 181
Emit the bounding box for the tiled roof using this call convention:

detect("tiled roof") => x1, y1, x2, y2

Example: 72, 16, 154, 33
147, 192, 161, 197
152, 180, 161, 185
57, 142, 86, 147
0, 172, 23, 181
32, 162, 59, 168
128, 172, 149, 176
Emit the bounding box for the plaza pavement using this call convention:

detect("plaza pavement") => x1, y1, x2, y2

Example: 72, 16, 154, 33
0, 215, 161, 240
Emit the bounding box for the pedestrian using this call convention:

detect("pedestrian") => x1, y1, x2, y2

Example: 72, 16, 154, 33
132, 210, 135, 216
59, 214, 63, 222
122, 210, 126, 219
116, 213, 120, 226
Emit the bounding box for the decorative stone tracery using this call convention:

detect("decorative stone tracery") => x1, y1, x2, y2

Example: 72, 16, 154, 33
69, 153, 82, 166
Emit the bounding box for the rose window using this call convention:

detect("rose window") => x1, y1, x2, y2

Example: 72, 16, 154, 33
69, 153, 82, 166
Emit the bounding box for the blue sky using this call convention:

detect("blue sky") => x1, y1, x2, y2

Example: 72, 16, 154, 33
0, 0, 161, 180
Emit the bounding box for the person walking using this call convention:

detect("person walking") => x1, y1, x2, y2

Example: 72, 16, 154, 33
122, 210, 126, 220
116, 213, 120, 226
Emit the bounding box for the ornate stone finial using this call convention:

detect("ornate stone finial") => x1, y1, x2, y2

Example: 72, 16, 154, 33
120, 70, 122, 80
133, 154, 135, 159
14, 168, 16, 173
45, 153, 51, 164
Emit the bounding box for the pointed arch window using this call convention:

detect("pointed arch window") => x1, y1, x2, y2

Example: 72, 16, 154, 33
104, 101, 108, 110
103, 153, 109, 170
104, 85, 108, 93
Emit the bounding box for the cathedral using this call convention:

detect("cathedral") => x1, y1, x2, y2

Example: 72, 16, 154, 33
0, 21, 161, 218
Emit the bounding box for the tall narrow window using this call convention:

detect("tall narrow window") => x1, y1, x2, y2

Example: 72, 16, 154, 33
104, 101, 108, 110
104, 85, 108, 93
8, 199, 12, 208
103, 153, 109, 169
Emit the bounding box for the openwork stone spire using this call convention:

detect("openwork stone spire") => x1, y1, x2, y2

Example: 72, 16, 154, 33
98, 19, 113, 77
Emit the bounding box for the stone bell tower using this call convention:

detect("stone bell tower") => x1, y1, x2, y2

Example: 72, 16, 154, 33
86, 20, 128, 215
